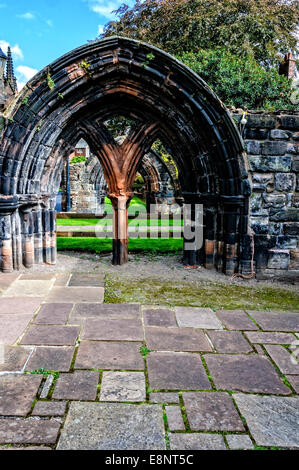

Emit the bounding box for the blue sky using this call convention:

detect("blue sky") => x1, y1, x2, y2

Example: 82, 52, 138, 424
0, 0, 133, 89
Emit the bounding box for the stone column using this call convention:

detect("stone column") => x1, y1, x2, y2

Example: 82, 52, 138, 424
0, 196, 19, 273
182, 195, 204, 266
109, 192, 133, 265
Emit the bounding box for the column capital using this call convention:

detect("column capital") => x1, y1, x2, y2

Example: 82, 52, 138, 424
0, 195, 18, 216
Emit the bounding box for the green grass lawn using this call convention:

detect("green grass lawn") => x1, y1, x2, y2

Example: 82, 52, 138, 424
57, 196, 183, 227
57, 237, 183, 253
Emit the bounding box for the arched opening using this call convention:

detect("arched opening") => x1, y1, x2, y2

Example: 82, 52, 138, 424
0, 36, 251, 274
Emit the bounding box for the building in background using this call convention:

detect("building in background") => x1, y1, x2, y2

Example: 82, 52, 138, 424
0, 46, 17, 111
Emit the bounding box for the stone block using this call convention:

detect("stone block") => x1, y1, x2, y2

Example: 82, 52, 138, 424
246, 115, 276, 129
52, 370, 99, 400
26, 346, 75, 372
262, 193, 286, 208
234, 394, 299, 448
274, 173, 296, 192
0, 374, 42, 416
270, 207, 299, 222
261, 141, 287, 156
165, 406, 185, 430
75, 341, 144, 370
100, 372, 146, 402
251, 173, 274, 191
57, 402, 166, 450
205, 354, 290, 394
248, 156, 292, 172
244, 128, 269, 140
0, 419, 60, 444
147, 352, 211, 390
267, 249, 290, 269
269, 129, 290, 140
250, 216, 269, 235
280, 115, 299, 130
169, 433, 226, 450
245, 140, 261, 155
145, 326, 212, 352
216, 310, 258, 330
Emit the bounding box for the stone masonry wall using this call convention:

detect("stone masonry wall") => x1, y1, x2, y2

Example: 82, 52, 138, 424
233, 112, 299, 276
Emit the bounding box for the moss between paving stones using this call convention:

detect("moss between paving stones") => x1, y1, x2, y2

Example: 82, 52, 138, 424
104, 277, 299, 311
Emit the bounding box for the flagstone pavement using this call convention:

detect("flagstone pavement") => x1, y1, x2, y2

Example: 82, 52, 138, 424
0, 271, 298, 451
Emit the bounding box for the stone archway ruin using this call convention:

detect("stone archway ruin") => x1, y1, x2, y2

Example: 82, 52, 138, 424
0, 36, 251, 273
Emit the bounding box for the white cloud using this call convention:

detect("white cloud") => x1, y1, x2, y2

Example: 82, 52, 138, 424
46, 19, 54, 27
17, 12, 35, 20
98, 24, 104, 35
16, 65, 38, 89
0, 40, 24, 60
86, 0, 125, 20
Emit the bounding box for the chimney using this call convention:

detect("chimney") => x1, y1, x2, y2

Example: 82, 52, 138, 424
279, 53, 296, 79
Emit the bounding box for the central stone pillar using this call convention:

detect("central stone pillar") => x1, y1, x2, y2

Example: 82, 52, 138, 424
109, 192, 133, 265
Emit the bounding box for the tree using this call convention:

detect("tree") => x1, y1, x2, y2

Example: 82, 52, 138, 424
102, 0, 299, 67
178, 49, 295, 109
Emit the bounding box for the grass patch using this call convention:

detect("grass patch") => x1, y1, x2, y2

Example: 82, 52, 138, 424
104, 277, 299, 311
57, 237, 183, 254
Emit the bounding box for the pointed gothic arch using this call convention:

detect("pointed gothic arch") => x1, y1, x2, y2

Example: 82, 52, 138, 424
0, 36, 251, 273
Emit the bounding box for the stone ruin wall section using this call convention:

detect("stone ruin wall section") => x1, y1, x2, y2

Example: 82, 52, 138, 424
233, 112, 299, 276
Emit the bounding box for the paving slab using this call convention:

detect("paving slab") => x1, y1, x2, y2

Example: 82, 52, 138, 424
75, 341, 144, 370
0, 446, 53, 450
52, 370, 99, 400
26, 347, 75, 372
264, 345, 299, 375
147, 352, 211, 390
145, 327, 212, 352
0, 419, 60, 444
285, 375, 299, 393
20, 325, 80, 346
0, 297, 41, 315
70, 303, 141, 322
82, 318, 143, 341
32, 401, 67, 417
0, 314, 33, 345
57, 402, 166, 450
216, 310, 258, 330
169, 433, 226, 450
0, 374, 42, 416
248, 311, 299, 332
34, 303, 73, 325
3, 280, 54, 298
149, 392, 180, 404
245, 331, 297, 344
143, 308, 177, 327
54, 274, 71, 286
207, 331, 253, 353
19, 274, 56, 281
182, 392, 244, 431
205, 354, 290, 394
0, 273, 20, 290
46, 287, 104, 303
0, 345, 31, 372
175, 307, 223, 329
234, 394, 299, 448
226, 434, 254, 450
69, 273, 105, 287
165, 406, 185, 430
100, 372, 146, 402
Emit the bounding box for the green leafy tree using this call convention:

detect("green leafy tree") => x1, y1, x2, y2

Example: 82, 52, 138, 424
103, 0, 299, 67
178, 49, 295, 109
